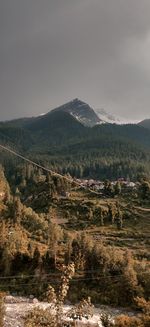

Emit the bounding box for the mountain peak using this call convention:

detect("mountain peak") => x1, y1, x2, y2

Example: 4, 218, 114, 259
50, 98, 101, 127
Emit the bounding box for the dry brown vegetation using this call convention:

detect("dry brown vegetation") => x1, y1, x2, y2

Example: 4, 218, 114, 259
0, 165, 149, 326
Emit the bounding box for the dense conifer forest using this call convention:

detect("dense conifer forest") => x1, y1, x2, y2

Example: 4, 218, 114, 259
0, 110, 150, 181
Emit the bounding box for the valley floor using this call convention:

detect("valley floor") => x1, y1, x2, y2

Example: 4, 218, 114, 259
4, 296, 135, 327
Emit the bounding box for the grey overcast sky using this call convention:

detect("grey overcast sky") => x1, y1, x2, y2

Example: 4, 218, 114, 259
1, 0, 150, 121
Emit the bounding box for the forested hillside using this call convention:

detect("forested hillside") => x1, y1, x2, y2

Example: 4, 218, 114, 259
0, 163, 150, 312
139, 119, 150, 130
0, 108, 150, 180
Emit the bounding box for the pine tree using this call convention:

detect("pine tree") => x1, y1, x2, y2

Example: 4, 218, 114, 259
47, 223, 63, 268
13, 196, 22, 224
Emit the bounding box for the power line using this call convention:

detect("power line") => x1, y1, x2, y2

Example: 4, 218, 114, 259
1, 272, 149, 288
0, 269, 149, 281
0, 144, 149, 287
0, 144, 100, 196
0, 144, 70, 181
0, 277, 135, 288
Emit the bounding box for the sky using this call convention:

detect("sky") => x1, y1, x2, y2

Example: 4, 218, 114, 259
1, 0, 150, 121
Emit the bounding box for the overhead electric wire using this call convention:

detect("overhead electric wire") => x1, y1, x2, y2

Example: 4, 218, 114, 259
0, 275, 126, 289
0, 143, 149, 289
0, 143, 100, 195
1, 270, 150, 288
0, 268, 149, 281
0, 144, 69, 180
0, 276, 136, 288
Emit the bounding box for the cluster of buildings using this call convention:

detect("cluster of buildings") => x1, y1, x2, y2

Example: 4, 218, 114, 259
75, 178, 136, 192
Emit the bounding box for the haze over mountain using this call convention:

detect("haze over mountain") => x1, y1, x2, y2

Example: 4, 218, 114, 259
95, 108, 140, 125
1, 1, 150, 122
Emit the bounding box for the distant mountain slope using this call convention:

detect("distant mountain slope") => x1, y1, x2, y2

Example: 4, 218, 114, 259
92, 124, 150, 149
0, 99, 150, 180
50, 98, 101, 127
0, 125, 34, 151
2, 98, 101, 129
24, 117, 150, 179
138, 119, 150, 130
25, 110, 86, 148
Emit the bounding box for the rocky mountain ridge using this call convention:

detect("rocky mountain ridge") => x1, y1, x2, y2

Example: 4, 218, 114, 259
50, 98, 101, 127
0, 98, 149, 128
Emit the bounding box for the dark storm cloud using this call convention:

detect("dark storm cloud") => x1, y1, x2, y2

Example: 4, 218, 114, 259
1, 0, 150, 121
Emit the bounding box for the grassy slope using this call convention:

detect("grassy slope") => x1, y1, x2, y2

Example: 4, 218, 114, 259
41, 187, 150, 261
